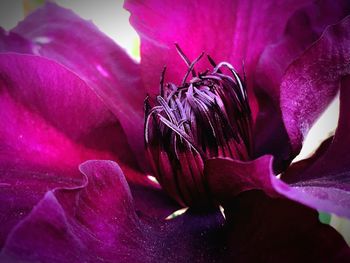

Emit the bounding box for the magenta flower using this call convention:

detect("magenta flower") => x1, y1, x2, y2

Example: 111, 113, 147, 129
1, 1, 350, 262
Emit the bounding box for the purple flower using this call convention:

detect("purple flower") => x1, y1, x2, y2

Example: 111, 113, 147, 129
0, 1, 350, 262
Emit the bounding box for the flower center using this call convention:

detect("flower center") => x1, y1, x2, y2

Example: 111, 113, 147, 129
144, 47, 252, 207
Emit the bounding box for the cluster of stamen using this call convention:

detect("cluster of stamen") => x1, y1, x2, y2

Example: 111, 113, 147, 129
144, 46, 252, 207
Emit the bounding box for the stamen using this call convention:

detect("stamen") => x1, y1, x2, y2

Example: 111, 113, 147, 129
175, 43, 196, 77
160, 66, 167, 97
181, 52, 204, 86
144, 46, 253, 207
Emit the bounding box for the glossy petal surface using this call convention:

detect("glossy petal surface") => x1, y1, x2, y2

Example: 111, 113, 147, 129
125, 0, 309, 99
281, 16, 350, 153
254, 0, 350, 166
11, 3, 146, 168
0, 53, 138, 166
281, 77, 350, 219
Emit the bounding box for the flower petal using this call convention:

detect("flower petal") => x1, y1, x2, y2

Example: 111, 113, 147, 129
0, 158, 82, 249
206, 159, 350, 260
254, 0, 350, 167
0, 27, 33, 53
1, 160, 227, 263
280, 15, 350, 153
11, 3, 146, 168
224, 191, 350, 262
125, 0, 310, 97
281, 77, 350, 219
257, 0, 350, 102
205, 156, 279, 201
0, 53, 138, 176
206, 145, 350, 219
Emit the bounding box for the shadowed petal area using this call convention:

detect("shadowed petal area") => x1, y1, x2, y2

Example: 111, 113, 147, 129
223, 191, 350, 262
206, 148, 350, 219
254, 0, 350, 168
282, 77, 350, 219
280, 16, 350, 154
0, 161, 226, 263
125, 0, 309, 100
0, 159, 82, 249
206, 158, 350, 260
205, 156, 280, 201
0, 27, 33, 53
11, 2, 146, 168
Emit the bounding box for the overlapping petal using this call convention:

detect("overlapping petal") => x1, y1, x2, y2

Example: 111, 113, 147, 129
206, 136, 350, 219
1, 161, 226, 263
281, 77, 350, 219
0, 158, 81, 249
125, 0, 309, 101
205, 157, 350, 261
0, 28, 33, 53
281, 15, 350, 153
4, 159, 345, 262
0, 52, 140, 247
0, 53, 138, 169
7, 3, 146, 169
0, 1, 349, 261
223, 191, 350, 262
254, 0, 350, 167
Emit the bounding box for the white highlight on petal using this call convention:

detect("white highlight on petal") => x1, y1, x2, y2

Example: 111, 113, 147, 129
293, 94, 339, 163
96, 64, 110, 78
34, 36, 52, 45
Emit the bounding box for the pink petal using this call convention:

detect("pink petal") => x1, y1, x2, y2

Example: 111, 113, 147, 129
125, 0, 309, 99
0, 53, 138, 176
281, 15, 350, 154
11, 3, 146, 168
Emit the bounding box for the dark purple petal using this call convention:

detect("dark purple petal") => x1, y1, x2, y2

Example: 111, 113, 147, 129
11, 3, 146, 169
125, 0, 309, 101
1, 160, 226, 263
205, 156, 280, 201
223, 191, 350, 262
281, 15, 350, 154
281, 77, 350, 219
0, 158, 82, 249
0, 27, 33, 53
254, 0, 350, 168
206, 148, 350, 218
257, 0, 350, 102
206, 157, 350, 260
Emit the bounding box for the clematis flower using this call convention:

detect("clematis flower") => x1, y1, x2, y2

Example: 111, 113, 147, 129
1, 0, 350, 262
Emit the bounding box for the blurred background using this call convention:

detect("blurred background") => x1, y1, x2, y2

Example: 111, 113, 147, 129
0, 0, 349, 243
